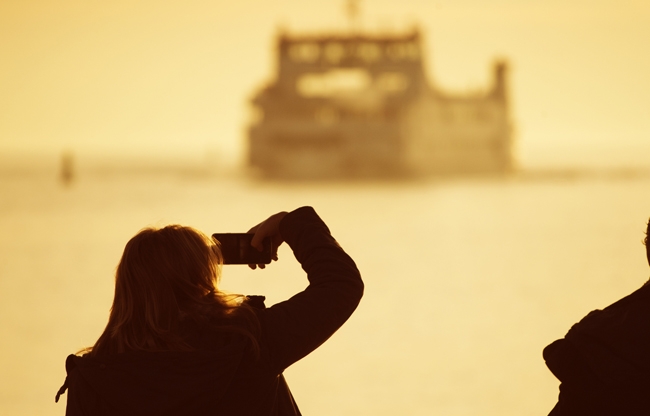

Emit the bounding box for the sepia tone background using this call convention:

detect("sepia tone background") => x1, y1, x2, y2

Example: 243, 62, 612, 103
1, 1, 650, 415
2, 0, 650, 169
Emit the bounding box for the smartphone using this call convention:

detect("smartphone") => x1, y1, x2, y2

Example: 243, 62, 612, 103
211, 233, 272, 265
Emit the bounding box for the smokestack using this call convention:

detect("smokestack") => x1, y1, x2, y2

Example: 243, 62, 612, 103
492, 60, 508, 101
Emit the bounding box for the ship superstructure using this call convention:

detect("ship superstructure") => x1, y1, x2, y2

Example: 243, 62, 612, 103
248, 28, 513, 178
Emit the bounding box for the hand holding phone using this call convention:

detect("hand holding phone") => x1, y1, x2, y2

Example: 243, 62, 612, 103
246, 211, 289, 269
211, 233, 272, 265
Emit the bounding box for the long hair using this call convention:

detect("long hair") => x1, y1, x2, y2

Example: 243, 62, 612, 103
86, 225, 259, 357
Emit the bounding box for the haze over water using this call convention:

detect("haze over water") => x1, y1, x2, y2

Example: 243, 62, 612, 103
2, 1, 650, 415
2, 0, 649, 167
2, 171, 650, 415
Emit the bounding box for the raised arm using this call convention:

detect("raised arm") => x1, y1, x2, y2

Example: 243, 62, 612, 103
251, 206, 364, 374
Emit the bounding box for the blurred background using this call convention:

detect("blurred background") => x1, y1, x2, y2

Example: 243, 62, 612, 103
1, 1, 650, 415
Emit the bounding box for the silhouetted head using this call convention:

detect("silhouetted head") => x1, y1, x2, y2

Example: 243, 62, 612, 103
114, 225, 222, 320
87, 225, 257, 356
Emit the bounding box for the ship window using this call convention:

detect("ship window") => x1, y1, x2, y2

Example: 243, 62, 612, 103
383, 42, 419, 61
297, 69, 372, 97
324, 42, 345, 63
289, 43, 320, 62
405, 42, 420, 59
376, 72, 409, 93
386, 43, 407, 60
357, 42, 381, 62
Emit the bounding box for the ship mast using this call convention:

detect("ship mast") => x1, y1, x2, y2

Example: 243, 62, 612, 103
346, 0, 361, 33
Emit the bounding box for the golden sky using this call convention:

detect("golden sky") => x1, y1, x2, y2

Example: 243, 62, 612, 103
1, 0, 649, 168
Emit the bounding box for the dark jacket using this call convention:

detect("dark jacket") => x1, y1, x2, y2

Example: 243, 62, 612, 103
56, 206, 364, 416
544, 283, 650, 415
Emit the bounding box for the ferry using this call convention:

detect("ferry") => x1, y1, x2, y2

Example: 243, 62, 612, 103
248, 28, 513, 179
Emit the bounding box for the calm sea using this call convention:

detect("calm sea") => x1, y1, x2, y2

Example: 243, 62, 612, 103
1, 170, 649, 416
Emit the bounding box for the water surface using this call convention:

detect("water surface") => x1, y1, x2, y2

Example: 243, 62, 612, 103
1, 172, 649, 415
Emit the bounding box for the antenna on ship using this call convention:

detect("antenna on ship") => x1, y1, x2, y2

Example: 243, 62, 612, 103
346, 0, 361, 33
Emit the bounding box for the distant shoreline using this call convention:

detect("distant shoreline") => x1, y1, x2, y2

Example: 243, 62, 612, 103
1, 154, 649, 183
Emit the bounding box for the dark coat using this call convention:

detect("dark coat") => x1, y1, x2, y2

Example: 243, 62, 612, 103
56, 206, 364, 416
544, 283, 650, 415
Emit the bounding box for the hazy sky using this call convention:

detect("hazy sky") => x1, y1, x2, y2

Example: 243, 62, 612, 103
1, 0, 649, 168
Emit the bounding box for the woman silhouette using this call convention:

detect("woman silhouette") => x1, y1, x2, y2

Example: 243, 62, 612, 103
56, 206, 363, 416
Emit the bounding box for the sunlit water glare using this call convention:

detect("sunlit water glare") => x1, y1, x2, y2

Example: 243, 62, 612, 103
1, 172, 649, 416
